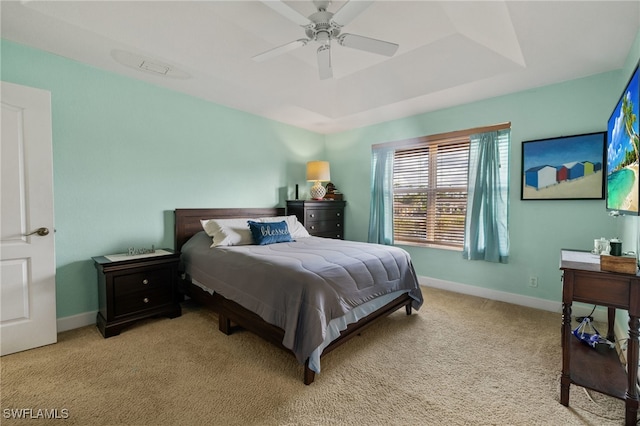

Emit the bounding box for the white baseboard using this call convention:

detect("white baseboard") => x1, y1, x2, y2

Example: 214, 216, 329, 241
418, 275, 609, 322
57, 311, 97, 333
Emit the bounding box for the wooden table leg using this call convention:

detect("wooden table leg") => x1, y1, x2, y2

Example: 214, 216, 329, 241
560, 300, 572, 406
625, 315, 639, 426
607, 307, 616, 342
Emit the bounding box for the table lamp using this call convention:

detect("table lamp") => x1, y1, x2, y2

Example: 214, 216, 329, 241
306, 161, 330, 200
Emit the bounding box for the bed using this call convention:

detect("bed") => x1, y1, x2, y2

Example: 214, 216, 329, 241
175, 207, 423, 384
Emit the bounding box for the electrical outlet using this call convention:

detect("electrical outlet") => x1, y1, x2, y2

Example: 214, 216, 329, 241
529, 276, 538, 288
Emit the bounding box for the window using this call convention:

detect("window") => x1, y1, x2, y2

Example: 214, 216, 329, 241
369, 123, 510, 253
393, 137, 469, 248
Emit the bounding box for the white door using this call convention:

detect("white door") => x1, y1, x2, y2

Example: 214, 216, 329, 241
1, 81, 56, 356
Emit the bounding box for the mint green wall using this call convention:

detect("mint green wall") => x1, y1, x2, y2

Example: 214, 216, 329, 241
3, 29, 639, 319
1, 40, 324, 318
325, 71, 626, 303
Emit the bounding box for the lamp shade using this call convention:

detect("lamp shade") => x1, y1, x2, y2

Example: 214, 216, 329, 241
306, 161, 330, 182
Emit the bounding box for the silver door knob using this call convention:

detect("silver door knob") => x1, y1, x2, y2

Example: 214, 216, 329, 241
24, 227, 49, 237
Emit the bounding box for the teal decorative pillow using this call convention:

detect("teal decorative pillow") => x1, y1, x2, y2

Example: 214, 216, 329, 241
248, 221, 294, 245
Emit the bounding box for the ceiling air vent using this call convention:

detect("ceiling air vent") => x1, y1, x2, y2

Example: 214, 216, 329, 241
139, 60, 170, 75
111, 50, 190, 79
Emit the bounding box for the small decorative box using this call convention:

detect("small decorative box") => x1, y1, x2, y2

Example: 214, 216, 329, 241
324, 193, 343, 200
600, 254, 638, 275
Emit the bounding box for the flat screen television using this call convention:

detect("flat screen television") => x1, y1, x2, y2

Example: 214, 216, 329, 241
606, 62, 640, 215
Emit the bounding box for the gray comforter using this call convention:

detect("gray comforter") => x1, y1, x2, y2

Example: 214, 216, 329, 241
181, 232, 423, 364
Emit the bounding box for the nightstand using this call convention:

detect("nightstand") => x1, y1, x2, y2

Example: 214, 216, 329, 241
93, 249, 182, 338
286, 200, 346, 239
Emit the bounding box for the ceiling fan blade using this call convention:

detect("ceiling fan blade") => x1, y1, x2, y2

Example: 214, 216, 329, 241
260, 0, 310, 27
338, 33, 399, 57
317, 45, 332, 80
252, 39, 309, 62
331, 0, 373, 27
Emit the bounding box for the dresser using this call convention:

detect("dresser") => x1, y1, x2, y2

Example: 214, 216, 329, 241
93, 250, 182, 338
286, 200, 346, 239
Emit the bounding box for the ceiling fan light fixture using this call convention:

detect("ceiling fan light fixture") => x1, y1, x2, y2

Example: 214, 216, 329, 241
255, 0, 397, 79
316, 30, 330, 45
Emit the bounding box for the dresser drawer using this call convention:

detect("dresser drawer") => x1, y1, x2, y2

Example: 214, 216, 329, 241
114, 287, 172, 317
306, 220, 343, 237
114, 267, 172, 297
305, 208, 343, 222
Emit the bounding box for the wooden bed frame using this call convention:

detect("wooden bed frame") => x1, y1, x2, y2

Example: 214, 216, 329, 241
174, 207, 414, 384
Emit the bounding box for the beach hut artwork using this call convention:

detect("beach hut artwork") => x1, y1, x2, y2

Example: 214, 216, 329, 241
521, 132, 605, 200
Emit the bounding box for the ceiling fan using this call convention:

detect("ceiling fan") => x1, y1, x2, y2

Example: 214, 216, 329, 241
253, 0, 399, 80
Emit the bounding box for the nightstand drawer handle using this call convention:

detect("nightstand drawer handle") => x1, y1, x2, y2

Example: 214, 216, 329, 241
143, 297, 149, 304
310, 225, 315, 230
309, 214, 315, 218
142, 279, 149, 285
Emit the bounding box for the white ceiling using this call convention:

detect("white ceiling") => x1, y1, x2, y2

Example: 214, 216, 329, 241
2, 1, 639, 134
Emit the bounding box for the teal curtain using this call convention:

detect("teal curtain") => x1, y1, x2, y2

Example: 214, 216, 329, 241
463, 129, 510, 263
368, 146, 394, 245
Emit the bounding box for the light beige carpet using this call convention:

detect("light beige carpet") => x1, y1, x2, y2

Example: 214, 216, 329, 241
0, 287, 630, 425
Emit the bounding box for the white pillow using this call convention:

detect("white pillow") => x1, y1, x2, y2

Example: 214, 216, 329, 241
259, 215, 310, 239
200, 215, 310, 247
200, 218, 255, 247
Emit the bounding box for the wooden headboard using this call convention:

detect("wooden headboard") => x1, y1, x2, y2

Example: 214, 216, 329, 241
174, 207, 286, 251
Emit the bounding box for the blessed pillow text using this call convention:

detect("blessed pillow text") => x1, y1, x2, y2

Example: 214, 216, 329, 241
258, 224, 289, 237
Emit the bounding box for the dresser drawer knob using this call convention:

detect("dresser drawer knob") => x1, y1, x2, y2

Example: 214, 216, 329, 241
310, 225, 315, 230
142, 279, 149, 285
336, 212, 341, 217
309, 214, 315, 218
336, 223, 341, 227
143, 297, 150, 304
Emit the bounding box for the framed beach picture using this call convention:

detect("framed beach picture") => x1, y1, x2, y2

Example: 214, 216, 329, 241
521, 132, 605, 200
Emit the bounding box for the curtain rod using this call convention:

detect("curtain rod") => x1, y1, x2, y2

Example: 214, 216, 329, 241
372, 122, 511, 150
